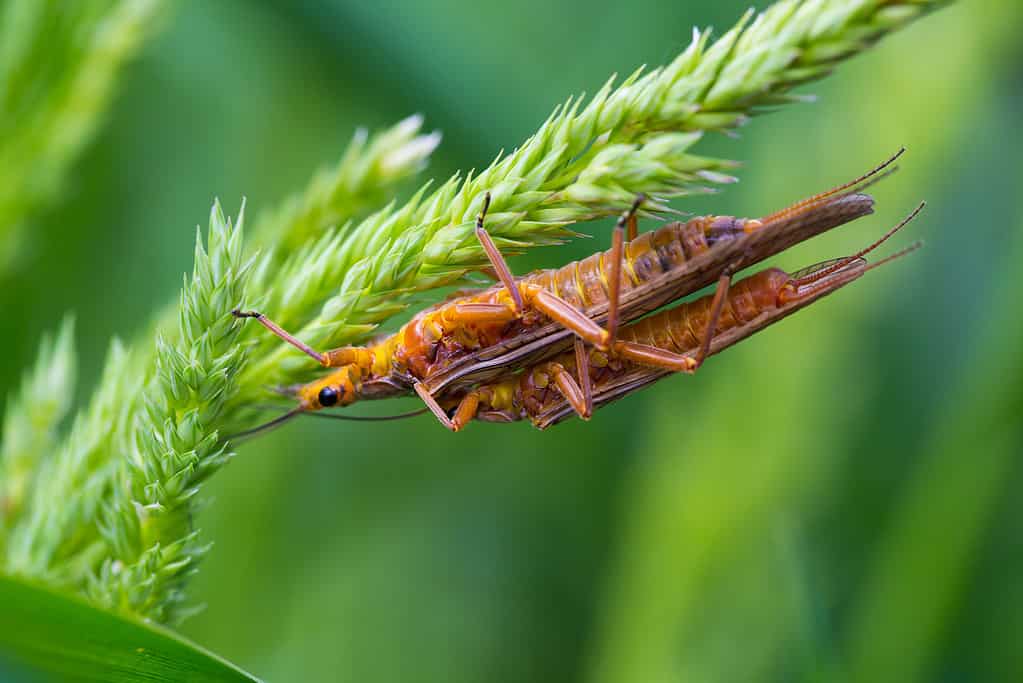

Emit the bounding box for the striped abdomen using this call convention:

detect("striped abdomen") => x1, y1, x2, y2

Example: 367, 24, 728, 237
517, 215, 756, 311
503, 268, 789, 419
613, 267, 788, 353
392, 215, 756, 381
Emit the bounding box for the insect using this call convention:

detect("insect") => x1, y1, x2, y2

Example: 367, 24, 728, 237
424, 203, 924, 431
232, 152, 901, 437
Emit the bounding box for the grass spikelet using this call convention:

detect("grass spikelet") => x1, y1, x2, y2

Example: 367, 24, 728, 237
0, 318, 77, 551
0, 0, 949, 623
0, 0, 167, 271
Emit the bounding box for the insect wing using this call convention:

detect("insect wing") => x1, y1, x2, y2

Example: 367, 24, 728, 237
422, 192, 875, 396
532, 259, 868, 429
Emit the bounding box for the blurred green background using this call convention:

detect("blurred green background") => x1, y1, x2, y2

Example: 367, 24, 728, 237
3, 1, 1022, 681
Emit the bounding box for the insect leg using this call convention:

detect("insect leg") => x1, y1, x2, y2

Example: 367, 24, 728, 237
625, 194, 643, 241
544, 338, 593, 420
446, 303, 519, 325
474, 192, 525, 312
450, 391, 482, 432
690, 262, 740, 370
611, 340, 697, 373
415, 382, 457, 431
606, 258, 739, 374
232, 309, 326, 365
530, 289, 609, 348
322, 346, 374, 368
550, 363, 591, 420
606, 195, 644, 347
573, 337, 593, 419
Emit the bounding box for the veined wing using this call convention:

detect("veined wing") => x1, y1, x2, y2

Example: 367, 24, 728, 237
422, 192, 875, 395
530, 255, 868, 429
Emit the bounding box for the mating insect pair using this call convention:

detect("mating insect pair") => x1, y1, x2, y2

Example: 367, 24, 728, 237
440, 213, 922, 430
232, 150, 922, 436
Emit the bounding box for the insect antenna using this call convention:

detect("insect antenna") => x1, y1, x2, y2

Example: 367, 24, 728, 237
226, 407, 304, 442
759, 147, 906, 225
849, 164, 900, 195
227, 405, 430, 442
865, 240, 925, 271
792, 201, 925, 287
300, 407, 430, 422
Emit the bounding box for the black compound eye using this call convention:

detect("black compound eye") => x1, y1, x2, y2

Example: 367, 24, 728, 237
317, 386, 340, 407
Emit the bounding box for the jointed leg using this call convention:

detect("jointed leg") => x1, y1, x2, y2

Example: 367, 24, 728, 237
473, 191, 658, 352
232, 309, 326, 365
474, 192, 524, 312
474, 194, 608, 347
530, 289, 609, 348
494, 196, 645, 352
446, 296, 625, 366
416, 382, 459, 431
573, 338, 593, 419
606, 216, 624, 346
450, 392, 481, 431
234, 309, 374, 370
551, 364, 590, 421
546, 337, 594, 420
473, 248, 613, 348
606, 195, 644, 348
612, 340, 697, 373
604, 261, 739, 375
414, 382, 485, 432
416, 341, 596, 428
690, 264, 737, 370
625, 193, 643, 241
446, 303, 520, 325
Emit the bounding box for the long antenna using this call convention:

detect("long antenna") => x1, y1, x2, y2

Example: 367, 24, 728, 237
228, 405, 431, 443
758, 148, 906, 225
226, 407, 304, 442
792, 201, 925, 287
301, 408, 430, 422
865, 240, 925, 271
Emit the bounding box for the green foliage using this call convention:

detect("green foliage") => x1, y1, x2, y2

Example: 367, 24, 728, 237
250, 114, 442, 263
582, 4, 1020, 682
89, 204, 252, 623
4, 340, 140, 585
0, 1, 975, 679
236, 0, 947, 399
843, 170, 1023, 681
6, 205, 249, 625
0, 318, 76, 551
0, 0, 166, 272
0, 574, 259, 682
2, 115, 440, 622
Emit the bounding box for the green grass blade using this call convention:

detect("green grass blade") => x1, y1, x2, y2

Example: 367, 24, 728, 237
0, 575, 260, 683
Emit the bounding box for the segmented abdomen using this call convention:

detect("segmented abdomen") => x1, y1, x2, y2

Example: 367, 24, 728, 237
392, 215, 754, 381
506, 267, 790, 420
517, 221, 707, 310
615, 268, 788, 352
